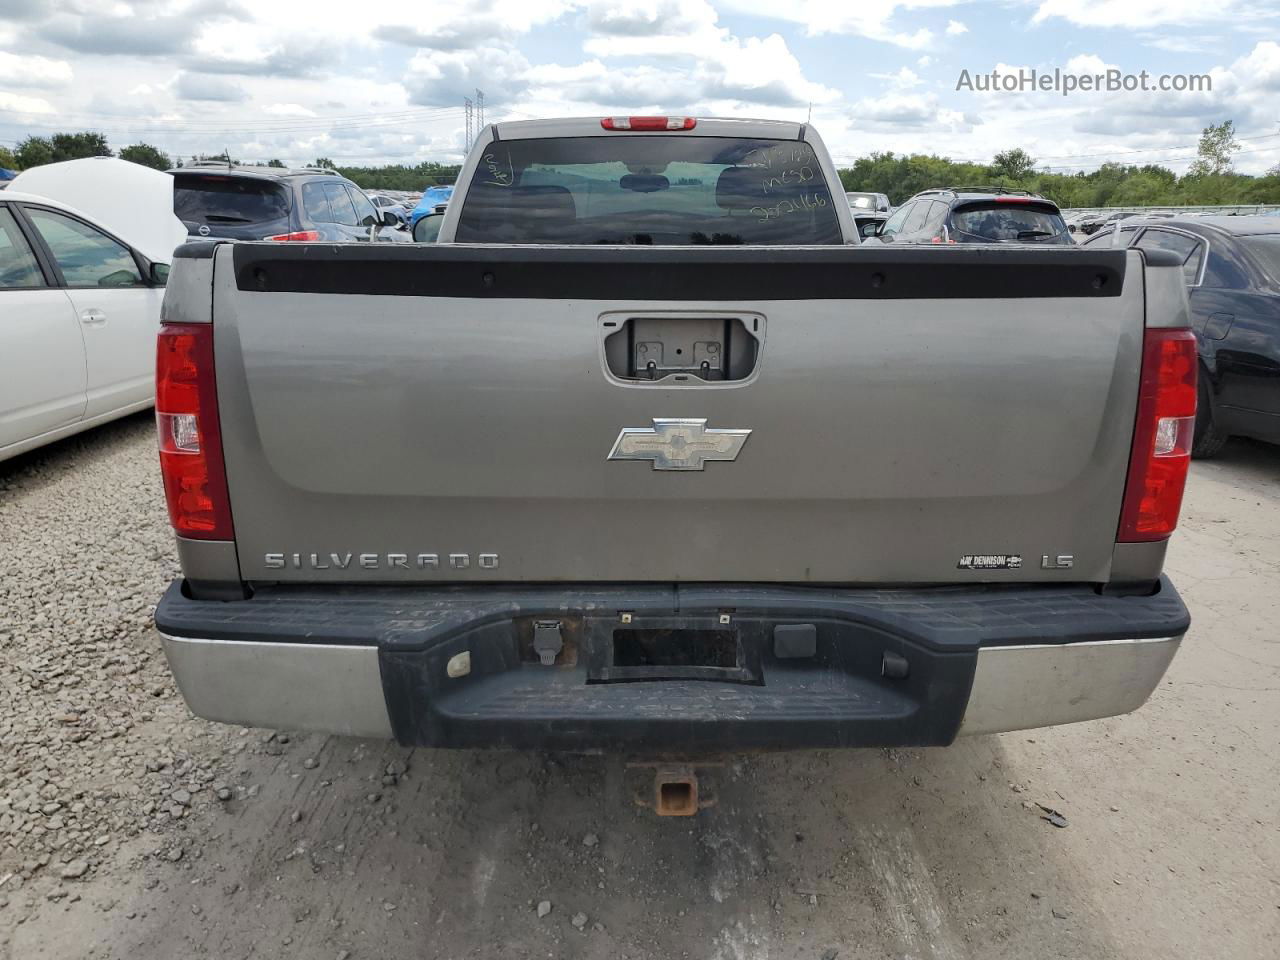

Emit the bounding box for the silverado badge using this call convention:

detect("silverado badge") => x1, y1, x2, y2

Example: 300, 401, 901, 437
608, 418, 751, 471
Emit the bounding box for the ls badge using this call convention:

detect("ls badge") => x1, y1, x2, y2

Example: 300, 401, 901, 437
608, 418, 751, 471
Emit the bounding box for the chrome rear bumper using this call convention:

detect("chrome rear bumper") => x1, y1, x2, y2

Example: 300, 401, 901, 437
159, 630, 1182, 743
958, 635, 1181, 735
159, 634, 392, 738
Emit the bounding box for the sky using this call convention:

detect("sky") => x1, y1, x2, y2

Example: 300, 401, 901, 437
1, 0, 1279, 173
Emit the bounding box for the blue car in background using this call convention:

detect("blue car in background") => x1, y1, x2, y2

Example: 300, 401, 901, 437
409, 185, 454, 227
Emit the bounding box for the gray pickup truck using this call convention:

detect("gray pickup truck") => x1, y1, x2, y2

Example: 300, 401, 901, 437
153, 116, 1195, 753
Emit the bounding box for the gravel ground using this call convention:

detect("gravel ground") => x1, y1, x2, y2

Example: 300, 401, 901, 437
1, 414, 1277, 960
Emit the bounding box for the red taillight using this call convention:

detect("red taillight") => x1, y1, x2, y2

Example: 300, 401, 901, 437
600, 116, 696, 131
265, 230, 321, 242
994, 196, 1034, 203
1117, 328, 1197, 542
156, 323, 234, 540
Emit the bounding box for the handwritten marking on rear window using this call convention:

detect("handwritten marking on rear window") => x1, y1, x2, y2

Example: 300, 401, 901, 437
762, 165, 815, 194
743, 144, 813, 169
752, 191, 829, 223
481, 152, 513, 187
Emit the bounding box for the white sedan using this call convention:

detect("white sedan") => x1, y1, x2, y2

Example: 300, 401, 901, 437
1, 160, 185, 462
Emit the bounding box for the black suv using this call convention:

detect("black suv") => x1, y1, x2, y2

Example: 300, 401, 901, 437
871, 187, 1071, 245
170, 162, 398, 243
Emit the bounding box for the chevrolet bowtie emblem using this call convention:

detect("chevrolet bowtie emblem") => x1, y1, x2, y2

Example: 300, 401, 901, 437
607, 418, 751, 471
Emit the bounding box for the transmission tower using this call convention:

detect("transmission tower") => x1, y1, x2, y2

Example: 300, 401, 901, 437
464, 97, 474, 151
475, 89, 485, 132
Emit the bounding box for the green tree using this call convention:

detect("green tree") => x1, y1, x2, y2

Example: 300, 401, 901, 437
1243, 168, 1280, 204
267, 158, 286, 168
119, 142, 171, 171
15, 136, 55, 168
50, 132, 112, 160
990, 148, 1037, 181
1188, 120, 1240, 177
335, 160, 461, 191
836, 150, 1280, 209
16, 132, 112, 168
189, 152, 236, 166
312, 157, 336, 169
0, 145, 17, 170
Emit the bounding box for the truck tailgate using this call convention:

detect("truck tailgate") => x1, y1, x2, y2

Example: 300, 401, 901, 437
211, 243, 1142, 584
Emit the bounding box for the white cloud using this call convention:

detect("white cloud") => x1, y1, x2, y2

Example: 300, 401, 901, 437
1063, 53, 1108, 74
716, 0, 965, 49
530, 34, 835, 110
396, 0, 836, 116
945, 19, 967, 35
578, 1, 837, 108
917, 55, 933, 67
584, 0, 711, 36
851, 92, 976, 131
527, 59, 700, 107
1144, 34, 1221, 54
34, 1, 246, 57
187, 22, 337, 77
261, 103, 317, 117
0, 91, 55, 114
172, 71, 249, 102
1029, 0, 1257, 29
871, 66, 923, 89
0, 51, 73, 88
1232, 39, 1280, 93
369, 0, 574, 50
404, 45, 532, 107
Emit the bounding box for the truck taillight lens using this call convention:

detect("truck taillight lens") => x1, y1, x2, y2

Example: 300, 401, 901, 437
264, 230, 321, 242
156, 323, 235, 540
1118, 328, 1197, 542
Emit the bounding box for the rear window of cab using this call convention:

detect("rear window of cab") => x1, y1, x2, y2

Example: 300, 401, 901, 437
455, 136, 842, 245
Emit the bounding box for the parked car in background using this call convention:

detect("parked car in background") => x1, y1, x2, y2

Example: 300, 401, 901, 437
408, 185, 455, 227
1064, 212, 1090, 234
1084, 216, 1280, 455
1080, 211, 1142, 236
870, 187, 1071, 245
170, 162, 401, 243
846, 191, 890, 213
1, 170, 182, 461
1076, 213, 1108, 236
367, 193, 409, 227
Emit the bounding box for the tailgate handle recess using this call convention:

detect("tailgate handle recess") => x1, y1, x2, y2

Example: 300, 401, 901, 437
601, 314, 763, 384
